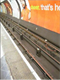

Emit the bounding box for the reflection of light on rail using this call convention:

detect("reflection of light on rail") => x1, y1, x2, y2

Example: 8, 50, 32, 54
1, 23, 41, 80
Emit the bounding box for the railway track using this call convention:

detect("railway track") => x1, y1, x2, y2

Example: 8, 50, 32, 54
0, 14, 60, 63
0, 13, 60, 79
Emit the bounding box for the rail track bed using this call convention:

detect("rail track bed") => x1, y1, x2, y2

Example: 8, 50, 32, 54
0, 14, 60, 79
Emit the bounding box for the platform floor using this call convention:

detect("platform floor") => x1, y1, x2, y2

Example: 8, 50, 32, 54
0, 23, 40, 79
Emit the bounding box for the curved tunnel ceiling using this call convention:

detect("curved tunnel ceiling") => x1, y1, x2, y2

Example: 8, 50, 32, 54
0, 0, 5, 2
8, 0, 20, 19
0, 0, 20, 19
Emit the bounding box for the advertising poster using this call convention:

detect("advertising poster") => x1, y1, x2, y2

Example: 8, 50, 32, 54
20, 0, 60, 34
0, 6, 2, 12
4, 1, 12, 15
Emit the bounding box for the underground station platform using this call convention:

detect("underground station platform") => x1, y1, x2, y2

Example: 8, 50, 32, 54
0, 23, 41, 80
